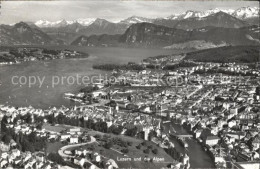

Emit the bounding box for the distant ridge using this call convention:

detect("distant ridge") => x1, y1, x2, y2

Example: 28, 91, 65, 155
0, 22, 55, 45
71, 22, 260, 48
34, 7, 259, 28
183, 46, 260, 63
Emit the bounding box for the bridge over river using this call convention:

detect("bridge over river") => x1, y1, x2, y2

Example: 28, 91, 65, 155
163, 122, 215, 168
170, 133, 193, 138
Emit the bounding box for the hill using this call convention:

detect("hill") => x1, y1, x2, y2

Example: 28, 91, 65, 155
183, 46, 260, 63
0, 22, 55, 45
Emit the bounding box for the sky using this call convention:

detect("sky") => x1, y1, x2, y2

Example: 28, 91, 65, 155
0, 0, 259, 24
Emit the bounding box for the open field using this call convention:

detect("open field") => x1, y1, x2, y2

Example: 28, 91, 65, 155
43, 123, 72, 133
43, 123, 88, 133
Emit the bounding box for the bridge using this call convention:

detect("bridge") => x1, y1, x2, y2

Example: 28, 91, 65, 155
170, 133, 193, 139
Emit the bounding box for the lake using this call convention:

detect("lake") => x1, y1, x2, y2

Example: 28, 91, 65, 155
0, 46, 187, 109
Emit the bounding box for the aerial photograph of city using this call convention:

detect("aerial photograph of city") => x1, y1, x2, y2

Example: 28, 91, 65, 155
0, 0, 259, 169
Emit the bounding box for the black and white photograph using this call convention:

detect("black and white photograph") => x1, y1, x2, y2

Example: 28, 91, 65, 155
0, 0, 259, 168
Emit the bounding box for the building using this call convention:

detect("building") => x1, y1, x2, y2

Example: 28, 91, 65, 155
234, 161, 260, 169
205, 136, 220, 146
70, 135, 79, 144
61, 134, 71, 141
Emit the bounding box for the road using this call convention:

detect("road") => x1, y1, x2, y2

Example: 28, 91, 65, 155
58, 136, 118, 169
58, 136, 96, 158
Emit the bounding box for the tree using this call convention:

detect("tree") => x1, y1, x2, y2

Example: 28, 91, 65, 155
143, 148, 150, 154
1, 115, 8, 133
28, 132, 37, 143
22, 140, 35, 152
2, 134, 12, 144
100, 122, 108, 133
152, 148, 158, 154
141, 141, 148, 146
125, 127, 137, 137
109, 125, 123, 135
36, 123, 43, 130
47, 153, 65, 165
33, 141, 46, 151
127, 141, 133, 146
104, 141, 113, 149
57, 114, 65, 124
148, 131, 157, 141
121, 148, 129, 154
71, 149, 76, 156
137, 131, 144, 139
136, 144, 141, 149
23, 113, 32, 124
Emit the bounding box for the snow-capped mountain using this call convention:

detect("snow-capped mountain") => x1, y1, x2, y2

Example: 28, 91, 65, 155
232, 7, 259, 19
34, 6, 259, 28
78, 18, 128, 36
174, 11, 248, 30
166, 9, 234, 20
119, 16, 154, 25
73, 18, 96, 26
35, 20, 62, 28
166, 7, 258, 20
35, 18, 96, 27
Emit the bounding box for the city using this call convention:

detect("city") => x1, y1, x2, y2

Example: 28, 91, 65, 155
0, 1, 259, 169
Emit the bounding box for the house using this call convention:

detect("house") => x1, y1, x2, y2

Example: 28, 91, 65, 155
0, 160, 8, 168
1, 152, 8, 159
92, 90, 107, 98
116, 101, 128, 109
205, 136, 220, 146
228, 120, 237, 128
11, 149, 20, 158
35, 153, 45, 162
95, 154, 101, 162
226, 132, 246, 140
195, 129, 202, 138
0, 142, 10, 152
236, 161, 260, 169
139, 106, 152, 113
61, 134, 71, 141
252, 136, 260, 150
70, 135, 79, 144
69, 128, 82, 135
10, 139, 17, 148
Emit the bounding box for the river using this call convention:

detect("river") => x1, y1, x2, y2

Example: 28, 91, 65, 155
163, 122, 215, 168
0, 46, 187, 109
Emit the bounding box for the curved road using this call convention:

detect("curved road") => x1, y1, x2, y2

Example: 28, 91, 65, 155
58, 136, 118, 168
58, 136, 96, 158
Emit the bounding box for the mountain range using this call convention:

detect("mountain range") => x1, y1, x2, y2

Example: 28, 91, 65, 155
34, 7, 259, 28
36, 7, 259, 44
0, 6, 259, 47
71, 23, 260, 48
